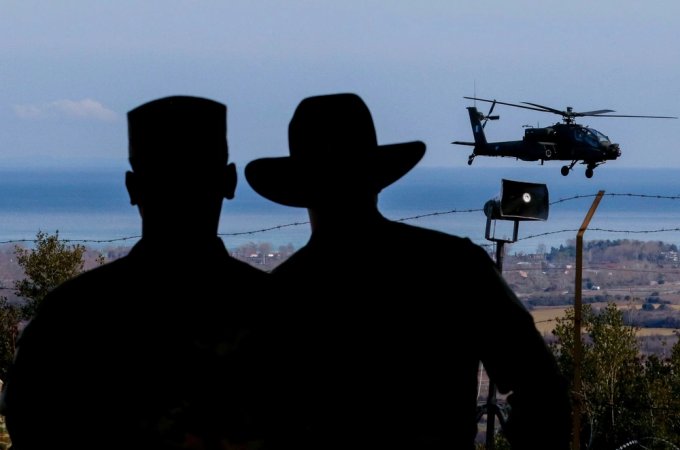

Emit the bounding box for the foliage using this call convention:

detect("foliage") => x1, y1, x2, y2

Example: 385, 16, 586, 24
547, 239, 678, 264
0, 414, 9, 450
550, 302, 680, 449
0, 297, 19, 381
0, 231, 99, 383
583, 303, 640, 448
547, 242, 577, 262
13, 230, 94, 320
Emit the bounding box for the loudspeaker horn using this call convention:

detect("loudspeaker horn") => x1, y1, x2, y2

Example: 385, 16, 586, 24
484, 179, 549, 221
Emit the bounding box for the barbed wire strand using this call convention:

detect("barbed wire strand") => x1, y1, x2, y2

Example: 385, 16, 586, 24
2, 192, 680, 246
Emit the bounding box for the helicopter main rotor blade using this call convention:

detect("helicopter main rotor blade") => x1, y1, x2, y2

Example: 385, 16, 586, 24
520, 101, 568, 116
519, 102, 618, 118
465, 97, 586, 119
584, 113, 678, 119
464, 97, 678, 120
463, 96, 550, 114
576, 109, 616, 116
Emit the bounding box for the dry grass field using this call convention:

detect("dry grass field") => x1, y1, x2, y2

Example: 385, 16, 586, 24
531, 307, 568, 335
530, 305, 680, 337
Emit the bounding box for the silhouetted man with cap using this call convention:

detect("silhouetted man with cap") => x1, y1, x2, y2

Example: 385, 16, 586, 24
245, 92, 571, 450
2, 96, 268, 450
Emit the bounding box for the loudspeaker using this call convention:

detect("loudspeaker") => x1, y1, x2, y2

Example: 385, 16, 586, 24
484, 179, 549, 221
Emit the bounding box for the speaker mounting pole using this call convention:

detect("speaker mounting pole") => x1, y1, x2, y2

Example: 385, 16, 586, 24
480, 179, 550, 449
485, 217, 519, 243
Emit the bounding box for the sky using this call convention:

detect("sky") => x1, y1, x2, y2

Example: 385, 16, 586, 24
2, 0, 679, 173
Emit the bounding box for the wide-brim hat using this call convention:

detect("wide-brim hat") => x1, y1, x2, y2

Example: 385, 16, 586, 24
245, 93, 425, 208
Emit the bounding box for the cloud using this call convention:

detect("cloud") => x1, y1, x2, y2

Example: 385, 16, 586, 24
13, 98, 117, 121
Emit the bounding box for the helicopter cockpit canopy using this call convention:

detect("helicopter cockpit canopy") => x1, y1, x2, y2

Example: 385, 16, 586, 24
575, 127, 611, 146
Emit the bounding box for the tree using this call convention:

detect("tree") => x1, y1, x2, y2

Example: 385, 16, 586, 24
0, 297, 19, 381
13, 230, 93, 320
536, 243, 547, 256
2, 231, 100, 379
584, 303, 640, 448
550, 302, 644, 449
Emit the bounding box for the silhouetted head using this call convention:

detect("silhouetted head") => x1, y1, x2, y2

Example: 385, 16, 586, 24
125, 95, 236, 238
245, 93, 425, 211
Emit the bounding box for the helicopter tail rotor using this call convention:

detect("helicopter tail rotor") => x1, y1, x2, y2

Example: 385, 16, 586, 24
481, 100, 499, 128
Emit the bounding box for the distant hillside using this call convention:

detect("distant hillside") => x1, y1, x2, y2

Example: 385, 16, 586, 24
4, 238, 680, 334
503, 239, 680, 340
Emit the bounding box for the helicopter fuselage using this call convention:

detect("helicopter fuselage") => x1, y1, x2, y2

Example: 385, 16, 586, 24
520, 122, 622, 164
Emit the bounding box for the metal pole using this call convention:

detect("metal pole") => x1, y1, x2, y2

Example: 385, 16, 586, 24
572, 190, 605, 450
485, 240, 506, 450
485, 379, 498, 450
486, 241, 504, 450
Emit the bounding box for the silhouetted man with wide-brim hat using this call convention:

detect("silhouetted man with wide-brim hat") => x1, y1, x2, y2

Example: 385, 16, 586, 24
246, 92, 571, 450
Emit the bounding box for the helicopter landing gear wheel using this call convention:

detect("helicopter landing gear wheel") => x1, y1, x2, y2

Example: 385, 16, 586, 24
561, 165, 570, 176
585, 168, 594, 178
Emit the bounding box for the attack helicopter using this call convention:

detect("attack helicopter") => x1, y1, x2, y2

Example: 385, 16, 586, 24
452, 96, 677, 178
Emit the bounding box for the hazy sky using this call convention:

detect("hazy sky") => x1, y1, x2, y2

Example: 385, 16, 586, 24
2, 1, 679, 172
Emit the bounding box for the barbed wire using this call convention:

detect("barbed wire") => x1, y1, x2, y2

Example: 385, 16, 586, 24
393, 207, 483, 222
615, 436, 680, 450
519, 227, 680, 242
550, 192, 680, 206
0, 236, 141, 245
221, 221, 311, 236
2, 191, 680, 246
505, 267, 680, 275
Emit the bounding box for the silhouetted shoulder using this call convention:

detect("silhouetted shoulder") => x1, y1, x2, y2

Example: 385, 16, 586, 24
389, 220, 481, 245
382, 220, 494, 262
272, 218, 496, 287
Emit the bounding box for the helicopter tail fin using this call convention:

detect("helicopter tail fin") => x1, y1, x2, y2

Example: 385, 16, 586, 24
467, 106, 487, 146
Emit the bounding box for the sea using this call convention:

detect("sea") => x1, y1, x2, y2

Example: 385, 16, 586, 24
3, 165, 680, 256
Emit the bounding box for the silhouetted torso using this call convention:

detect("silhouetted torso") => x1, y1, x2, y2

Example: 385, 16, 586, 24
262, 216, 569, 450
4, 237, 267, 450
